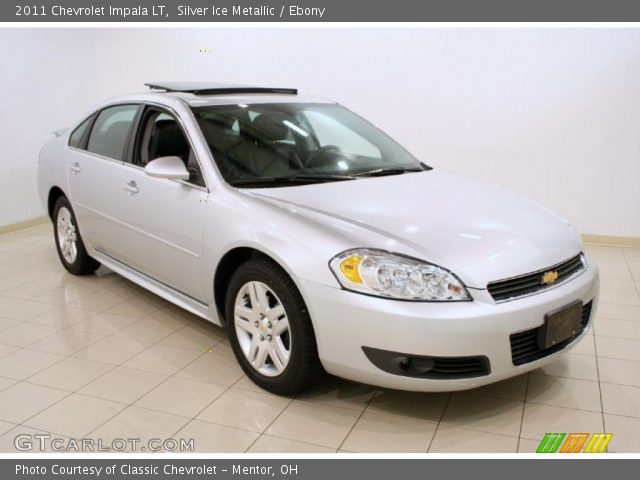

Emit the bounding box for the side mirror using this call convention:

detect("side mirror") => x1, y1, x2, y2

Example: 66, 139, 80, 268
144, 156, 190, 181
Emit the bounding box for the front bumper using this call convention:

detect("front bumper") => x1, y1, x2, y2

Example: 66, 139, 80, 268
299, 256, 599, 392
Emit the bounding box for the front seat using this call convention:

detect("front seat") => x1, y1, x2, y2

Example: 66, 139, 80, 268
149, 120, 190, 164
229, 113, 302, 177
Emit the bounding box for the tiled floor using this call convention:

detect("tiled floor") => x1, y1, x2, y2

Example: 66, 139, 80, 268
0, 224, 639, 453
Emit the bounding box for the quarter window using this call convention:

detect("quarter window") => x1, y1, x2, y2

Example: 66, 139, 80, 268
86, 105, 138, 160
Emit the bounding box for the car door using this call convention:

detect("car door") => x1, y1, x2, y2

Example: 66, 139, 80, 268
67, 104, 140, 254
112, 105, 208, 302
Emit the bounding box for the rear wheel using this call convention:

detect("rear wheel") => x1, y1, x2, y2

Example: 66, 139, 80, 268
53, 196, 100, 275
225, 258, 323, 395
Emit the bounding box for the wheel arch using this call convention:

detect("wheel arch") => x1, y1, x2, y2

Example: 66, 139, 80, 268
213, 246, 302, 326
47, 186, 67, 220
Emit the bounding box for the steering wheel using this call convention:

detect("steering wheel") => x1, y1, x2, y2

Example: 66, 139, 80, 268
305, 145, 347, 169
254, 143, 305, 176
277, 143, 305, 171
224, 140, 305, 177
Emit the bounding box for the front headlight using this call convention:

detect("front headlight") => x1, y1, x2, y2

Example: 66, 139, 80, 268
329, 249, 471, 301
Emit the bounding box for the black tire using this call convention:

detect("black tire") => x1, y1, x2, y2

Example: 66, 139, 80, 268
53, 196, 100, 276
225, 258, 324, 395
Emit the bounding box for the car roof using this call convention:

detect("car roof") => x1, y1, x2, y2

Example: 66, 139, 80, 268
129, 81, 335, 107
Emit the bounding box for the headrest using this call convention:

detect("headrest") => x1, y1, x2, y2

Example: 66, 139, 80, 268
151, 119, 189, 158
251, 113, 291, 142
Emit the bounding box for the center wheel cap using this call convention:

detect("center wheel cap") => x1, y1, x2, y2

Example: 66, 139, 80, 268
258, 316, 272, 338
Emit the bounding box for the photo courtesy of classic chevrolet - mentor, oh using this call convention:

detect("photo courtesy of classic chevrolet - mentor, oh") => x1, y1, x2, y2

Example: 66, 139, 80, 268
37, 82, 599, 394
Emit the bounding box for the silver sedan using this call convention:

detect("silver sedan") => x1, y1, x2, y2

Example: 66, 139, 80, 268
37, 82, 599, 394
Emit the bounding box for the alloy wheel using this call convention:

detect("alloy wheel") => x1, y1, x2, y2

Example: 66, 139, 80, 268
56, 206, 78, 264
234, 281, 291, 377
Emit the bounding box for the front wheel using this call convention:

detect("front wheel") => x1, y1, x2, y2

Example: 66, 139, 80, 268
225, 259, 323, 395
53, 196, 100, 275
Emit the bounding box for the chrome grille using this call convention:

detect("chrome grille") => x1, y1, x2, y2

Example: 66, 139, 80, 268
488, 254, 585, 302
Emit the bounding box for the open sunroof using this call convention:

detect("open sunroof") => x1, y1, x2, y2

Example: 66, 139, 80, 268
145, 82, 298, 96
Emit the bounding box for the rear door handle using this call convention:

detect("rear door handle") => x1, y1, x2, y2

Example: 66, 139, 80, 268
69, 162, 81, 173
123, 180, 139, 194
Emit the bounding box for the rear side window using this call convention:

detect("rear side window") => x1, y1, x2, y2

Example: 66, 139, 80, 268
68, 115, 94, 148
86, 105, 138, 160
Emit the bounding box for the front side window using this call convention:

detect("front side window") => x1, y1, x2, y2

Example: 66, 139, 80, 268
133, 108, 205, 187
86, 105, 138, 161
192, 103, 427, 187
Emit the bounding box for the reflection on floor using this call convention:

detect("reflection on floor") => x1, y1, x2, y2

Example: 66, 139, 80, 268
0, 224, 639, 453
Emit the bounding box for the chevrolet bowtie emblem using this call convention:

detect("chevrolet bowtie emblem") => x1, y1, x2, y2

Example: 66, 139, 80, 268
541, 270, 559, 285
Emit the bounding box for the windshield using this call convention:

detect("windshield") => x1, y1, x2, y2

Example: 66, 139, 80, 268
191, 102, 429, 187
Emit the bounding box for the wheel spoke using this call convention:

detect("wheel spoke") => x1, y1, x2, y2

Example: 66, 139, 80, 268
57, 222, 67, 237
235, 304, 258, 323
269, 338, 289, 372
272, 317, 289, 336
247, 335, 260, 362
63, 239, 72, 257
268, 304, 285, 321
248, 283, 260, 310
254, 282, 270, 312
252, 343, 270, 370
235, 316, 254, 334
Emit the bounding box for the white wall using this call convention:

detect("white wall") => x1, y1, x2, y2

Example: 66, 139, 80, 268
0, 29, 97, 226
2, 28, 639, 237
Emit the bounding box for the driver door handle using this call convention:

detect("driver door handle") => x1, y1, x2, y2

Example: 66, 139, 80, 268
123, 180, 139, 194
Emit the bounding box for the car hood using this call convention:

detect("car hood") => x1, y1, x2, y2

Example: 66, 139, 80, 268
244, 170, 582, 288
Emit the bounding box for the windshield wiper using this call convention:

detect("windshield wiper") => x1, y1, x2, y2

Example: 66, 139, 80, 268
354, 167, 425, 177
230, 174, 356, 188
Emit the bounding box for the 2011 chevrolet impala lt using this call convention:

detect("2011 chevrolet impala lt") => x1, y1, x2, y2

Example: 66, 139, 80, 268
37, 82, 599, 394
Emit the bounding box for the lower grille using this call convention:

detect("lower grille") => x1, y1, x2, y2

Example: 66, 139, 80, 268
362, 346, 490, 379
488, 254, 585, 302
428, 357, 490, 379
510, 301, 593, 366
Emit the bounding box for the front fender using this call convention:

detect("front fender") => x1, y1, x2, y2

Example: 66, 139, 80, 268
205, 186, 354, 287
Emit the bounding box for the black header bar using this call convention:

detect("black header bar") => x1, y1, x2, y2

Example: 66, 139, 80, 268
4, 0, 640, 23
